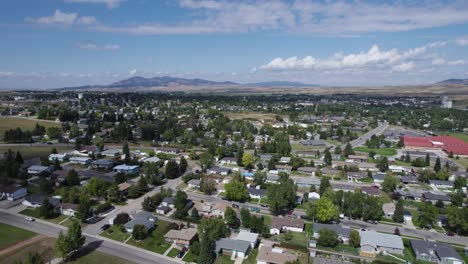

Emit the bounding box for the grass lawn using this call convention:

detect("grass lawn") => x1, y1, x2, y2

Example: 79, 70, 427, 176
442, 132, 468, 143
0, 116, 60, 140
354, 147, 397, 156
19, 208, 69, 224
100, 225, 132, 242
68, 251, 135, 264
167, 248, 179, 258
304, 222, 314, 235
215, 255, 234, 264
0, 145, 74, 160
183, 250, 198, 263
263, 215, 272, 226
0, 223, 37, 249
451, 157, 468, 169
242, 248, 258, 264
271, 231, 308, 249
127, 220, 173, 254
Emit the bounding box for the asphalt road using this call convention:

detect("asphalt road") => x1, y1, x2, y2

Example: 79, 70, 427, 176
0, 211, 180, 264
350, 122, 389, 147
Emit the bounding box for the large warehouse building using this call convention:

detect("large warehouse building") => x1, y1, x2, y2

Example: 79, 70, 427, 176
402, 136, 468, 157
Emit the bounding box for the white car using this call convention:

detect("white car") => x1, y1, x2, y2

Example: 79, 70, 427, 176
25, 216, 35, 221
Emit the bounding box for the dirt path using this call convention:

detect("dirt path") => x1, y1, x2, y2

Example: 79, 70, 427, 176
0, 234, 47, 256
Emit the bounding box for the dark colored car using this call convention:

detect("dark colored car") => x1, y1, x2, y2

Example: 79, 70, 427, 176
232, 204, 240, 209
446, 231, 455, 236
100, 224, 111, 231
177, 250, 186, 258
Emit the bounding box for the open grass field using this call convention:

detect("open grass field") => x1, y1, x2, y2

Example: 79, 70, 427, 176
19, 208, 69, 224
127, 220, 173, 254
0, 223, 37, 250
0, 116, 60, 140
68, 251, 135, 264
441, 132, 468, 143
183, 250, 198, 263
0, 145, 74, 159
354, 147, 397, 156
0, 236, 55, 264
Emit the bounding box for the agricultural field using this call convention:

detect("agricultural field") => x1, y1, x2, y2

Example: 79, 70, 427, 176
0, 116, 60, 140
0, 236, 55, 264
0, 145, 74, 159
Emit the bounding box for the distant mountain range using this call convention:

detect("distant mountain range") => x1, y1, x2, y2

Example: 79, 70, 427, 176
58, 76, 320, 91
436, 78, 468, 85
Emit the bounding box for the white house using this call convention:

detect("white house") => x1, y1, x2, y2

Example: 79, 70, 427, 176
69, 156, 93, 166
48, 153, 70, 162
59, 203, 78, 216
27, 165, 52, 175
270, 217, 304, 235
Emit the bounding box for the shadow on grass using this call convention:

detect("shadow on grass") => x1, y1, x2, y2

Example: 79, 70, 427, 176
68, 240, 104, 261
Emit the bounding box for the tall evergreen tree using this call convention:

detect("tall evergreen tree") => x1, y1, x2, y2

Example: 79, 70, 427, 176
123, 141, 130, 164
434, 157, 441, 173
425, 153, 430, 167
393, 199, 404, 223
198, 229, 216, 264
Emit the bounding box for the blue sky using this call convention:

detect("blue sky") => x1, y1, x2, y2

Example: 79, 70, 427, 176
1, 0, 468, 89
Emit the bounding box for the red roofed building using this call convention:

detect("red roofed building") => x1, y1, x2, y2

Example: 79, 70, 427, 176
402, 136, 468, 157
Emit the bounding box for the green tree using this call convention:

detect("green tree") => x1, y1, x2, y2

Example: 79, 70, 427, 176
416, 202, 438, 228
67, 219, 85, 253
132, 224, 148, 240
446, 206, 468, 235
324, 149, 332, 166
240, 208, 251, 228
225, 207, 239, 228
266, 174, 297, 215
198, 229, 216, 264
376, 156, 389, 172
382, 175, 398, 193
236, 145, 244, 166
393, 200, 404, 223
434, 157, 441, 173
123, 141, 130, 164
165, 160, 180, 179
191, 207, 200, 220
241, 153, 255, 169
349, 230, 360, 248
343, 142, 355, 157
179, 156, 188, 174
425, 153, 430, 166
317, 229, 338, 247
225, 180, 249, 202
315, 197, 339, 223
319, 177, 331, 196
38, 198, 55, 219
54, 231, 71, 260
75, 198, 91, 223
66, 169, 80, 186
198, 218, 230, 241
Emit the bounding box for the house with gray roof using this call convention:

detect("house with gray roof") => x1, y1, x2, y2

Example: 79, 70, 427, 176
313, 223, 351, 244
215, 238, 251, 259
359, 230, 404, 257
124, 211, 157, 233
22, 194, 60, 208
429, 180, 454, 189
92, 159, 114, 170
410, 240, 464, 264
248, 188, 266, 199
423, 192, 452, 205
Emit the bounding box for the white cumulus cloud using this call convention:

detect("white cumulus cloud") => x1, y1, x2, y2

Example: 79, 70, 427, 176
76, 41, 120, 50
26, 9, 97, 26
64, 0, 125, 9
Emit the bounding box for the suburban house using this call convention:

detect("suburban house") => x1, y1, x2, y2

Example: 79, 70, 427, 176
400, 176, 419, 184
313, 223, 351, 244
124, 211, 157, 233
27, 165, 52, 175
118, 182, 131, 195
297, 167, 318, 176
193, 202, 226, 218
382, 203, 396, 218
156, 205, 171, 215
428, 180, 454, 189
359, 230, 404, 257
360, 186, 381, 197
207, 166, 231, 176
113, 164, 140, 174
410, 240, 464, 264
358, 162, 378, 172
248, 188, 267, 199
92, 159, 114, 170
276, 165, 292, 173
69, 156, 92, 166
270, 217, 304, 235
256, 245, 298, 264
164, 227, 198, 247
266, 174, 280, 184
423, 192, 452, 205
347, 171, 367, 182
279, 157, 291, 164
187, 179, 201, 188
348, 155, 368, 163
235, 231, 259, 249
48, 153, 70, 162
219, 157, 237, 165
161, 197, 175, 208
142, 156, 161, 163
154, 147, 180, 155
101, 149, 121, 157
322, 168, 341, 177
22, 194, 60, 208
371, 172, 387, 184
0, 185, 27, 201
59, 203, 78, 216
215, 238, 251, 259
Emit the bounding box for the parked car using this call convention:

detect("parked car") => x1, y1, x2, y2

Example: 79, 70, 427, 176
250, 207, 260, 212
25, 217, 35, 221
232, 204, 239, 209
177, 250, 186, 258
100, 224, 111, 231
446, 231, 455, 236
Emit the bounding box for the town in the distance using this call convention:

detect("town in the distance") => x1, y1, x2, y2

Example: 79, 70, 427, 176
0, 91, 467, 264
